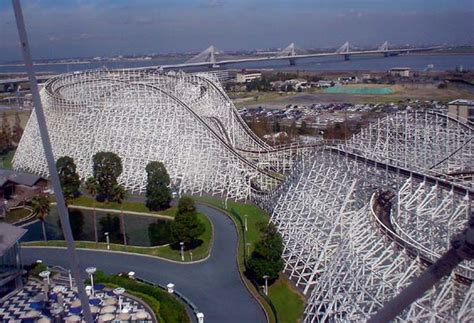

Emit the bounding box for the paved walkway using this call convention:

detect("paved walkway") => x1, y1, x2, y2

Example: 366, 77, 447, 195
21, 204, 266, 323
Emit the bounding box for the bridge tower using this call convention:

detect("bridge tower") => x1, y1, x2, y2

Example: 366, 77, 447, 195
277, 43, 306, 66
185, 45, 220, 67
337, 41, 351, 60
378, 41, 390, 57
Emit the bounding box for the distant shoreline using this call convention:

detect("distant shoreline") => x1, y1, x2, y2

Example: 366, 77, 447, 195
1, 51, 473, 68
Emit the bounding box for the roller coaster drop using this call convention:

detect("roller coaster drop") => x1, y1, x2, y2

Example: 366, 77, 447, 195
14, 70, 473, 322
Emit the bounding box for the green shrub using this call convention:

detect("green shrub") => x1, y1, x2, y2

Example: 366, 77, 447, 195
30, 263, 48, 277
93, 271, 189, 323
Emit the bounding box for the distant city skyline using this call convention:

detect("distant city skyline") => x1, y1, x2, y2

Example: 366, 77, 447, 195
1, 0, 473, 63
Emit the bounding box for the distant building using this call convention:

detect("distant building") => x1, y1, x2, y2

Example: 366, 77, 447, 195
448, 99, 474, 124
235, 70, 262, 83
389, 67, 411, 77
0, 223, 27, 298
203, 70, 231, 82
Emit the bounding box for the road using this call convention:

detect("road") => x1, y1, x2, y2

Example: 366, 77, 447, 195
21, 204, 266, 323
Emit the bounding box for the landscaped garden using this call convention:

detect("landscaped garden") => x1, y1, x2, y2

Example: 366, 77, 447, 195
22, 153, 213, 262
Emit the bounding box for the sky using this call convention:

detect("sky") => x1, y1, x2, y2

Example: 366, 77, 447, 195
1, 0, 473, 62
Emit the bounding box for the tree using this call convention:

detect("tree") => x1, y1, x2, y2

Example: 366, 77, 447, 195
56, 156, 81, 201
112, 184, 128, 246
272, 121, 281, 133
0, 112, 13, 154
247, 223, 284, 282
145, 161, 172, 211
31, 195, 50, 242
171, 196, 205, 246
11, 112, 23, 143
85, 176, 99, 243
148, 220, 173, 246
92, 152, 122, 200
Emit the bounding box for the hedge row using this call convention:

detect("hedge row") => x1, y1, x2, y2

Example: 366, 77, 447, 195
93, 271, 189, 323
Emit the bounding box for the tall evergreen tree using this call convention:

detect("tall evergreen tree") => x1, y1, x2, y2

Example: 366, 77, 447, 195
145, 161, 171, 211
92, 152, 122, 200
247, 223, 284, 281
171, 196, 205, 246
56, 156, 81, 201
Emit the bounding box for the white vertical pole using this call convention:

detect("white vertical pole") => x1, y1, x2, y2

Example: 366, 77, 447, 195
11, 1, 93, 321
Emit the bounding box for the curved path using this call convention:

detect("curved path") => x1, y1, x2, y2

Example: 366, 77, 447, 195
21, 204, 266, 323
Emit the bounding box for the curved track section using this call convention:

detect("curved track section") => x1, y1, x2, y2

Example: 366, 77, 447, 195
266, 148, 473, 322
343, 111, 474, 188
13, 70, 281, 199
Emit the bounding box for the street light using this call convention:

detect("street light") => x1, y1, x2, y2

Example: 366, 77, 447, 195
68, 270, 73, 289
104, 232, 110, 250
85, 267, 97, 296
190, 251, 193, 262
39, 270, 51, 295
113, 287, 125, 311
263, 275, 269, 296
39, 270, 51, 285
53, 285, 66, 307
246, 242, 251, 257
244, 214, 248, 232
180, 242, 185, 261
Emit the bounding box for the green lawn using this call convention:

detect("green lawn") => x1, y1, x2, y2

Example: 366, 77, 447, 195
0, 149, 15, 169
268, 276, 305, 323
70, 196, 177, 217
23, 212, 212, 262
1, 207, 31, 223
195, 196, 305, 323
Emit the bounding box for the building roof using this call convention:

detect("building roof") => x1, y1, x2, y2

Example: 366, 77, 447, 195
0, 169, 44, 187
448, 99, 474, 106
0, 223, 27, 257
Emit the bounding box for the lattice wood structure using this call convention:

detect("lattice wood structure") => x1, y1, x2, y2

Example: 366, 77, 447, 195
14, 71, 474, 322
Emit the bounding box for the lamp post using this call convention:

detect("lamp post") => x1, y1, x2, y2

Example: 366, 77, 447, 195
104, 232, 110, 250
68, 270, 73, 289
85, 267, 97, 296
263, 275, 269, 296
180, 242, 185, 261
113, 287, 125, 312
246, 242, 251, 257
244, 214, 248, 232
53, 285, 66, 307
39, 270, 51, 296
39, 270, 51, 285
190, 252, 193, 262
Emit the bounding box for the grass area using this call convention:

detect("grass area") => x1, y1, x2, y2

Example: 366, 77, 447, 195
195, 196, 305, 323
70, 196, 177, 217
1, 207, 31, 223
0, 149, 16, 169
23, 212, 212, 262
268, 276, 305, 323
